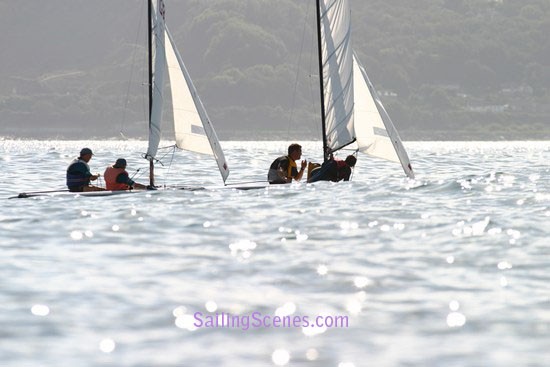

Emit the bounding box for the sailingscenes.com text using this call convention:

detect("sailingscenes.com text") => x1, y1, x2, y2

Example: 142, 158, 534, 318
193, 311, 349, 331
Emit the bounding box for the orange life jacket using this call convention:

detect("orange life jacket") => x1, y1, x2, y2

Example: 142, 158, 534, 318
104, 166, 129, 191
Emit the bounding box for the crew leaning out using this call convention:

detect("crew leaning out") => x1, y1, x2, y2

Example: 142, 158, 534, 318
104, 158, 147, 191
308, 155, 357, 183
267, 143, 307, 184
66, 148, 105, 192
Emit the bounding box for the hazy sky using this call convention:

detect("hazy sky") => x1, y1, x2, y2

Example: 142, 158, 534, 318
1, 0, 548, 140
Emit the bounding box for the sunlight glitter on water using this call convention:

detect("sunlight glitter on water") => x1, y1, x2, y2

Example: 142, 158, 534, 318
338, 363, 356, 367
174, 314, 198, 331
99, 339, 116, 353
172, 306, 187, 317
70, 231, 83, 240
205, 301, 218, 312
353, 276, 372, 289
452, 217, 490, 237
229, 240, 257, 259
346, 299, 362, 315
446, 312, 467, 328
449, 300, 460, 311
302, 324, 326, 337
31, 304, 50, 316
1, 141, 549, 366
317, 265, 328, 275
275, 302, 296, 317
272, 349, 290, 366
446, 301, 466, 327
497, 261, 513, 270
305, 348, 319, 361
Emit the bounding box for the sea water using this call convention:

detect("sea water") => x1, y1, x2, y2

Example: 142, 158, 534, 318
0, 140, 548, 367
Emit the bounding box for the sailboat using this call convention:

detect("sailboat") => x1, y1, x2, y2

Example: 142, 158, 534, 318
14, 0, 233, 199
145, 0, 229, 187
311, 0, 414, 180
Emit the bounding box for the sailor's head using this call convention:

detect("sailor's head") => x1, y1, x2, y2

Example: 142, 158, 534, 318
288, 143, 302, 160
113, 158, 127, 169
345, 155, 357, 167
79, 147, 93, 162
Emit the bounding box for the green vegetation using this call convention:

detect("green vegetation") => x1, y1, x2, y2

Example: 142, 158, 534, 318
1, 0, 549, 140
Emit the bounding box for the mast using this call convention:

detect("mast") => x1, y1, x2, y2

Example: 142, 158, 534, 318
148, 0, 155, 186
315, 0, 329, 162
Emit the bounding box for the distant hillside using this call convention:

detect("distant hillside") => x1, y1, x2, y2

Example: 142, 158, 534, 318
1, 0, 549, 140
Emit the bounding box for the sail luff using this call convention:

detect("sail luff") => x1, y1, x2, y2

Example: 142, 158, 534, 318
316, 0, 329, 161
164, 27, 230, 183
147, 0, 154, 186
147, 0, 153, 124
146, 0, 166, 162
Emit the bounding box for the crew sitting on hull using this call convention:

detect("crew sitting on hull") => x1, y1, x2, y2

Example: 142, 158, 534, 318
268, 143, 307, 184
66, 148, 105, 192
104, 158, 147, 191
308, 155, 357, 183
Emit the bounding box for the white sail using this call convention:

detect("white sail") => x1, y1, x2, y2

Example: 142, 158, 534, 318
353, 55, 414, 179
316, 0, 414, 179
318, 0, 355, 152
164, 26, 229, 183
146, 0, 167, 160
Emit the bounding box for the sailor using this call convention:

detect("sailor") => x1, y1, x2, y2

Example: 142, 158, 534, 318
309, 155, 357, 183
104, 158, 147, 191
268, 143, 307, 184
66, 148, 105, 192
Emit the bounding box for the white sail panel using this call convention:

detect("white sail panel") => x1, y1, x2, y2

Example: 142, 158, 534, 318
146, 0, 167, 160
165, 27, 229, 182
353, 55, 415, 178
319, 0, 354, 151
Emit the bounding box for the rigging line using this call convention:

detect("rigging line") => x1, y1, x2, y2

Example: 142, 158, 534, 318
349, 150, 358, 181
129, 167, 145, 181
120, 0, 146, 137
140, 144, 175, 167
162, 145, 177, 188
96, 175, 105, 189
286, 0, 312, 140
307, 14, 321, 141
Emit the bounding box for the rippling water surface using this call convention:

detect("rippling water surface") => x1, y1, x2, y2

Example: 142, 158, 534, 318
1, 140, 549, 367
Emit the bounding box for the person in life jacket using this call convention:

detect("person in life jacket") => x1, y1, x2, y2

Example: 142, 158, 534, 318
267, 143, 308, 184
104, 158, 147, 191
308, 154, 357, 183
66, 148, 105, 192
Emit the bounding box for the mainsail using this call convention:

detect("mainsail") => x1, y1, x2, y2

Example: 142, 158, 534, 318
317, 0, 355, 155
144, 0, 229, 184
146, 0, 166, 160
316, 0, 415, 179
